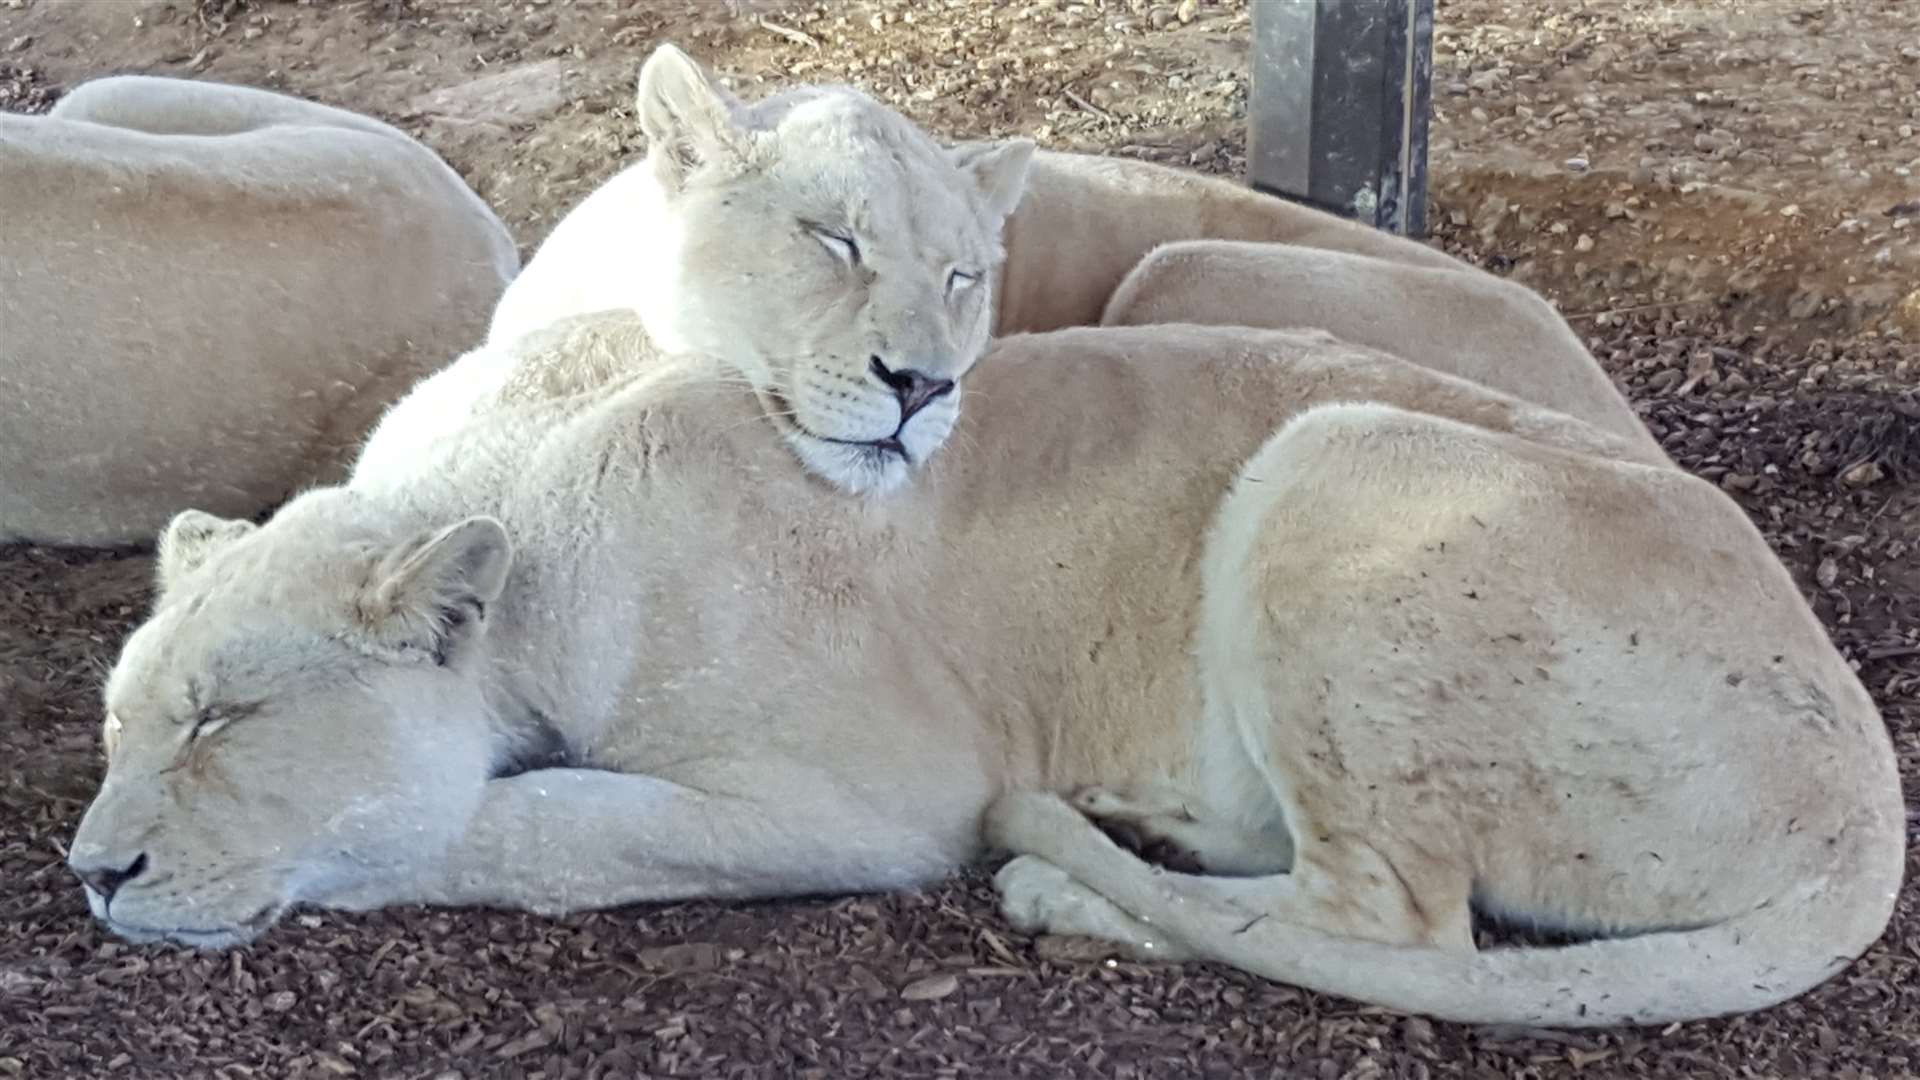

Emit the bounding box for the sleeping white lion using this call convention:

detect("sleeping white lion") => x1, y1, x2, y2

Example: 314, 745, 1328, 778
0, 75, 519, 547
69, 309, 1902, 1029
476, 44, 1661, 500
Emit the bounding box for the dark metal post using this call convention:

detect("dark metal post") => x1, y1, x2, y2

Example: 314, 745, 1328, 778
1248, 0, 1434, 237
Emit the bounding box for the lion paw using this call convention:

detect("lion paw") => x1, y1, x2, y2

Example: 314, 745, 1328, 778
1071, 785, 1195, 823
994, 855, 1195, 963
994, 854, 1080, 931
1071, 786, 1217, 874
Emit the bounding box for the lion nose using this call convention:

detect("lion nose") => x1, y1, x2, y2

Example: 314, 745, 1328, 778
869, 356, 955, 423
70, 851, 149, 901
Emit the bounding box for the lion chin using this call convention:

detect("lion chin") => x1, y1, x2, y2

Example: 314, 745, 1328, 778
776, 403, 958, 496
86, 890, 286, 950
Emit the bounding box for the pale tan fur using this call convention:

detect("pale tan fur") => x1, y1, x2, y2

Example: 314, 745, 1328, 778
0, 75, 519, 546
1094, 235, 1660, 456
997, 139, 1651, 457
71, 311, 1900, 1029
489, 44, 1660, 476
486, 44, 1033, 496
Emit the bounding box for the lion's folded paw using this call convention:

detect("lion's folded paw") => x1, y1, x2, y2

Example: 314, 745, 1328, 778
993, 854, 1079, 932
993, 854, 1195, 963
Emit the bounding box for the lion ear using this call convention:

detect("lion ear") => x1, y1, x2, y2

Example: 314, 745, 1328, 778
636, 43, 745, 189
950, 138, 1036, 220
156, 510, 257, 594
362, 517, 512, 667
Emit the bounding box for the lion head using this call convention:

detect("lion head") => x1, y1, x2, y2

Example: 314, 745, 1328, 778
593, 45, 1033, 494
66, 501, 513, 946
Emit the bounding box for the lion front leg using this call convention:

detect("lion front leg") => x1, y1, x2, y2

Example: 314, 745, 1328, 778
988, 791, 1475, 960
330, 767, 964, 917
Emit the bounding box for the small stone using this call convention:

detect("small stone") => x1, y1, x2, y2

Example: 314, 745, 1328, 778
1148, 6, 1175, 29
1564, 155, 1589, 172
1841, 461, 1884, 487
265, 990, 298, 1013
1174, 0, 1197, 23
1574, 233, 1595, 253
1816, 557, 1839, 589
406, 59, 569, 128
1897, 289, 1920, 335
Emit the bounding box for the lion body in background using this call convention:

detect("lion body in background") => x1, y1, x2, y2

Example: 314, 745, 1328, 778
0, 75, 518, 546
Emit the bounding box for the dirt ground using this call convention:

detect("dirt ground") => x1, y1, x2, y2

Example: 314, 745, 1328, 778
3, 0, 1918, 1076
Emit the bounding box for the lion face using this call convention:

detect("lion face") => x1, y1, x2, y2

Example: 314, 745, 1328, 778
631, 47, 1033, 495
67, 502, 508, 947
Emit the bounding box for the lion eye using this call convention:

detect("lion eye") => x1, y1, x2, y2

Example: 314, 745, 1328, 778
948, 269, 980, 295
806, 225, 860, 266
192, 703, 255, 740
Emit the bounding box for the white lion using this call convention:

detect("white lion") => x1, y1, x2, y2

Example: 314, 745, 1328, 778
479, 44, 1661, 498
70, 310, 1901, 1028
0, 75, 519, 547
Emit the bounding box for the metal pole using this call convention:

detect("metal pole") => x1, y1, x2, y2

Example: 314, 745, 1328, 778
1248, 0, 1434, 237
